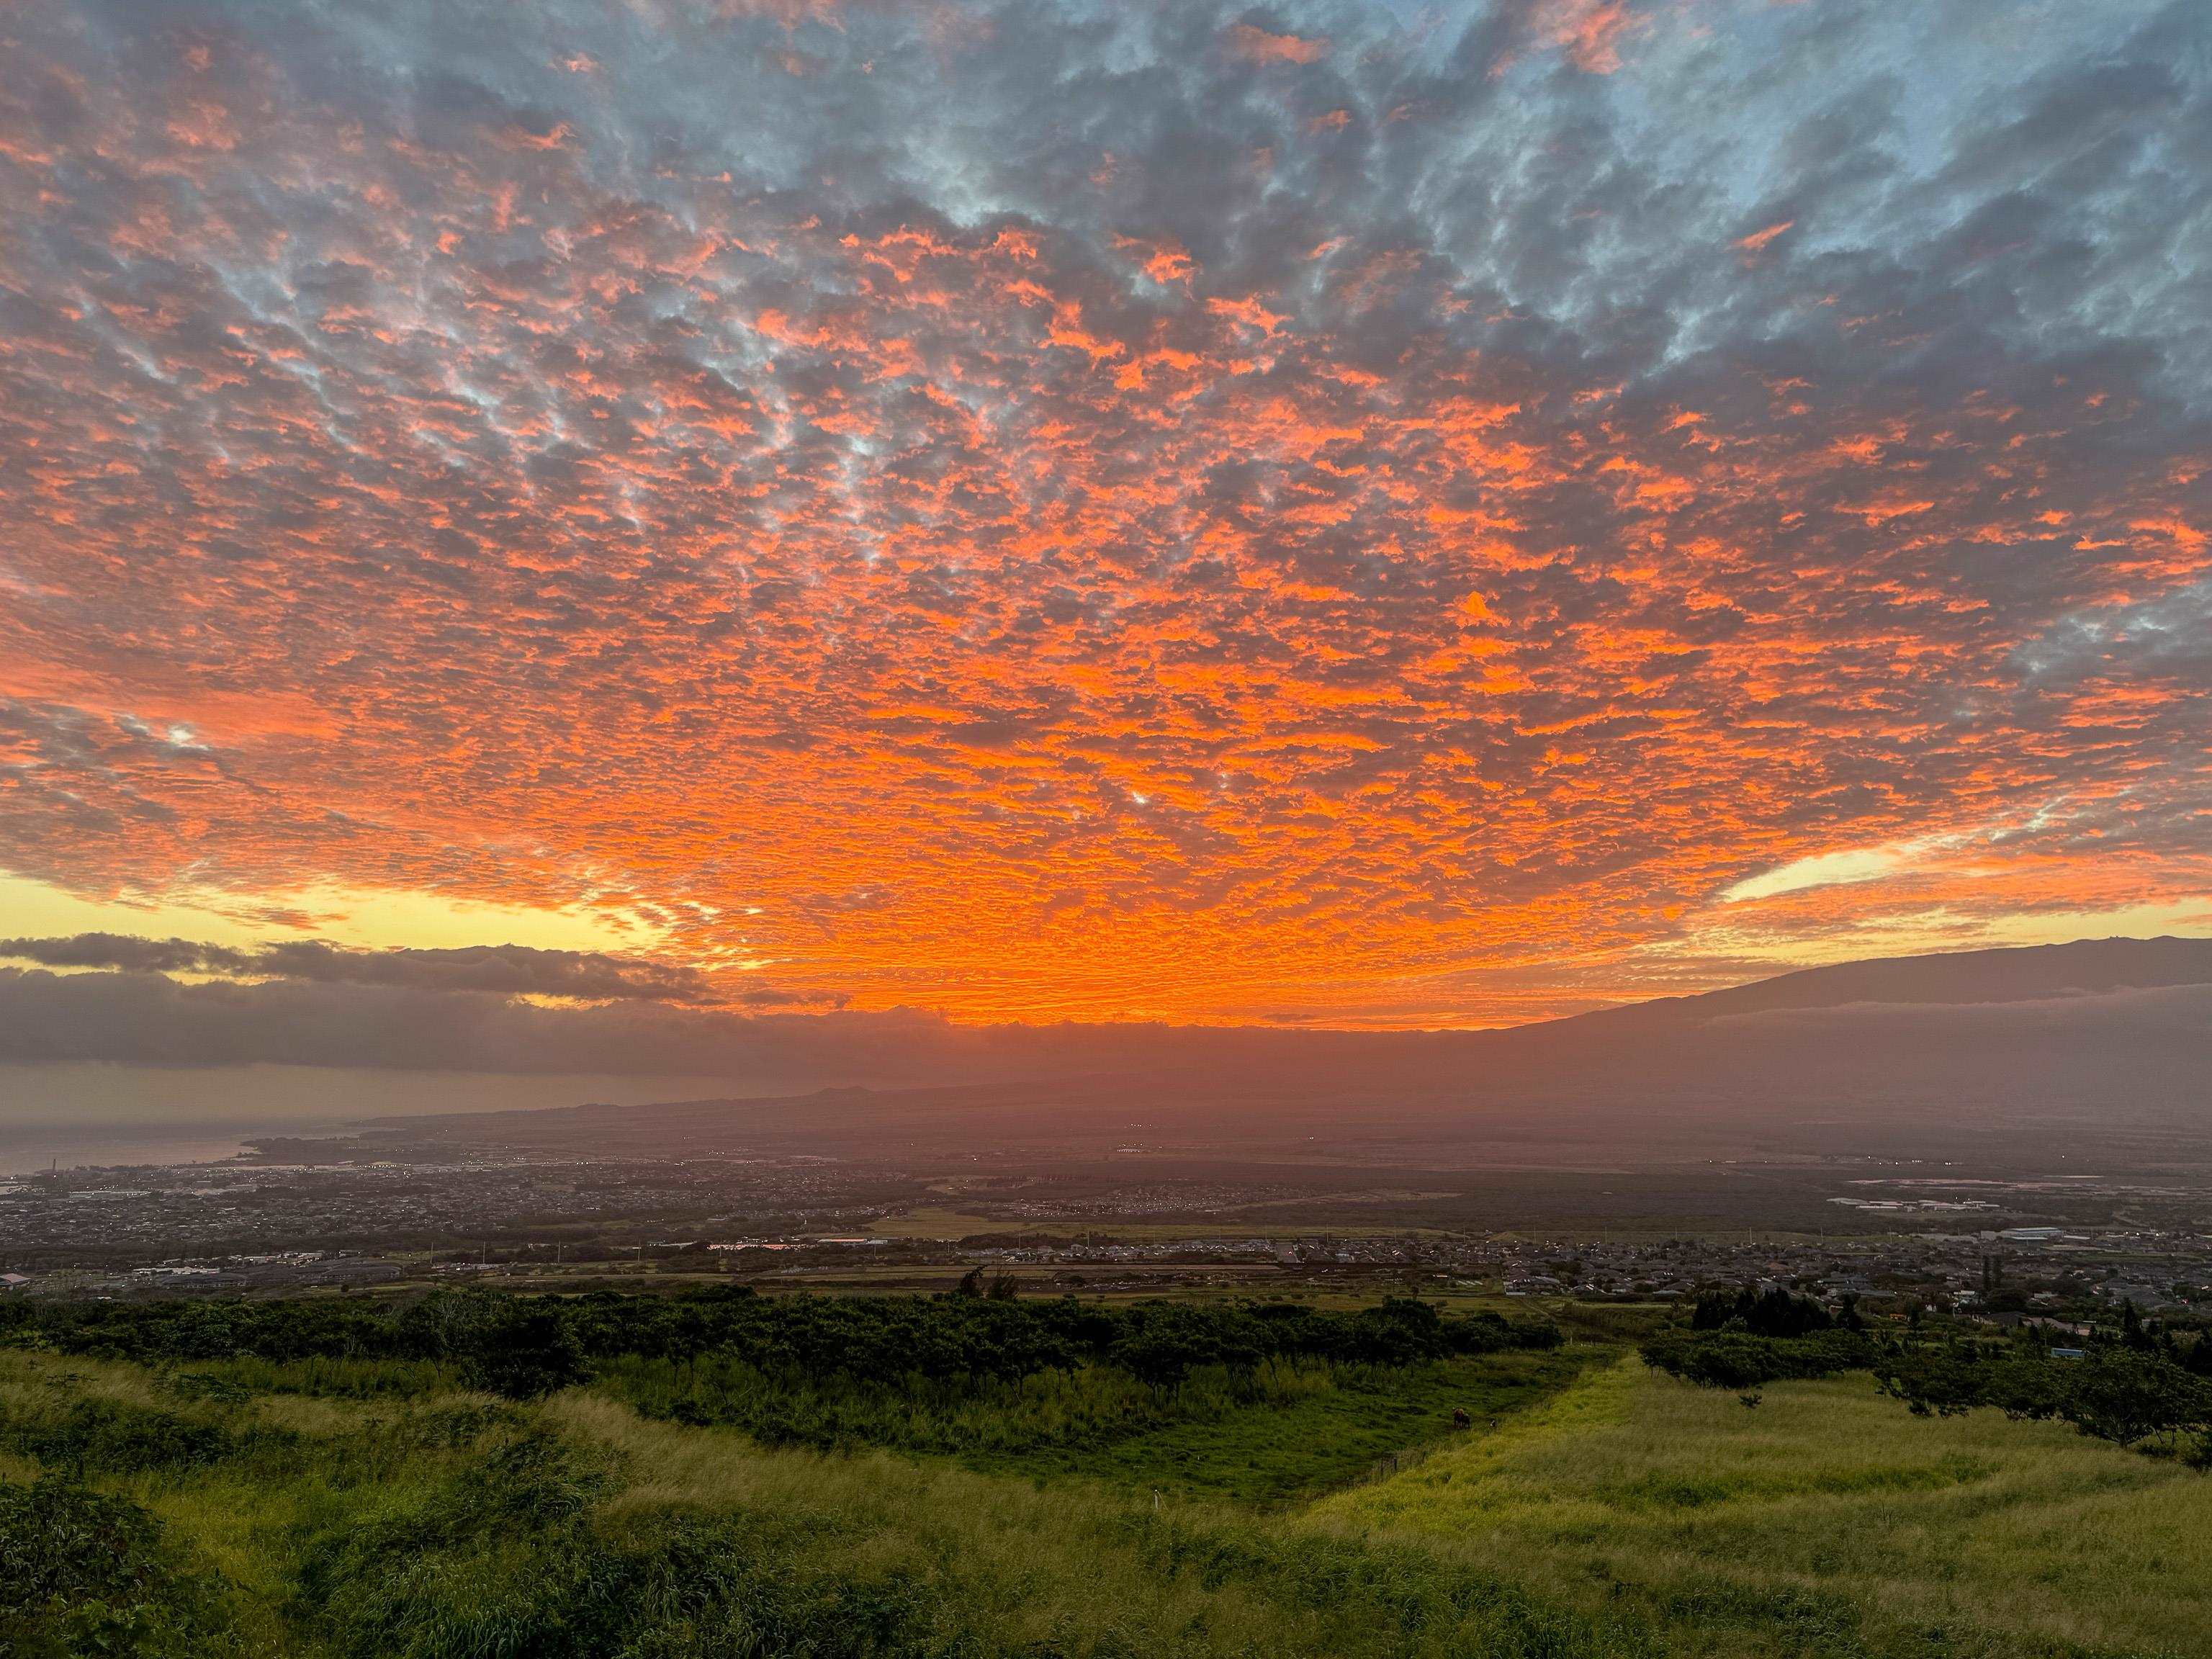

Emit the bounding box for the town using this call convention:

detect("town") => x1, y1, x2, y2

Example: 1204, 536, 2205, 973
6, 1146, 2209, 1327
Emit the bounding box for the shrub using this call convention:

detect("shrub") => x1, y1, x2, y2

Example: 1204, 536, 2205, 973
1, 1399, 247, 1478
296, 1430, 950, 1659
0, 1478, 230, 1658
1689, 1285, 1848, 1339
0, 1287, 1561, 1406
457, 1307, 588, 1401
1640, 1330, 1876, 1390
1875, 1344, 2212, 1448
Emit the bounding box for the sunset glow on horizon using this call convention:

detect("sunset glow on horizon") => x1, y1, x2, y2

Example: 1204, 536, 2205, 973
2, 0, 2208, 1028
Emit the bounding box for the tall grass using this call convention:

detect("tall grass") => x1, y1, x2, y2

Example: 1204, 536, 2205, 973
0, 1348, 1645, 1658
601, 1344, 1602, 1505
4, 1344, 2207, 1658
598, 1349, 1334, 1453
171, 1354, 459, 1401
547, 1389, 1656, 1658
1317, 1356, 2212, 1657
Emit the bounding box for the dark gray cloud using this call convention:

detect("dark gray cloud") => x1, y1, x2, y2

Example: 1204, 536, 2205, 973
0, 937, 2204, 1087
0, 935, 720, 1004
4, 943, 2211, 1170
0, 966, 942, 1079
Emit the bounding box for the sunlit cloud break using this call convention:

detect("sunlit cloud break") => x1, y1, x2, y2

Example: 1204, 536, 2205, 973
1721, 848, 1918, 907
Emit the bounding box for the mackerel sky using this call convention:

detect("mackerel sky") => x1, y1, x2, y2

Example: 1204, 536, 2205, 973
1, 0, 2208, 1027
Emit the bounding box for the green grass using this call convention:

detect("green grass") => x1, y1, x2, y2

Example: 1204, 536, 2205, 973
1316, 1356, 2212, 1658
0, 1349, 1645, 1658
170, 1354, 459, 1401
600, 1343, 1599, 1505
961, 1346, 1601, 1504
3, 1341, 2209, 1658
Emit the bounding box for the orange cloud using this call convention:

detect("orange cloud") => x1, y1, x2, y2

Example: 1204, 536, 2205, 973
1227, 23, 1328, 65
1736, 217, 1795, 257
0, 0, 2205, 1033
1534, 0, 1646, 73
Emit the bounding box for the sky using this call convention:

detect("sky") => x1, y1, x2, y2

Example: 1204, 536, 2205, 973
1, 0, 2209, 1047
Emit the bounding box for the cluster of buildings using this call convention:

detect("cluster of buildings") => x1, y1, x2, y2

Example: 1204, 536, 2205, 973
1472, 1228, 2212, 1318
0, 1154, 890, 1272
926, 1227, 2212, 1318
3, 1156, 2208, 1321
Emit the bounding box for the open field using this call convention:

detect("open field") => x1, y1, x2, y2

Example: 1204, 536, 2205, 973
953, 1346, 1600, 1503
0, 1344, 1648, 1659
860, 1208, 1452, 1241
1321, 1357, 2212, 1657
864, 1207, 1030, 1238
3, 1292, 2208, 1659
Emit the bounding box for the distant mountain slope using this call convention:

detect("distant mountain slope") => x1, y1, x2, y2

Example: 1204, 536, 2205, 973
1582, 936, 2212, 1022
361, 937, 2212, 1169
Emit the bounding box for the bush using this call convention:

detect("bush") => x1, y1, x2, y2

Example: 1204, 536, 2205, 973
0, 1287, 1561, 1406
1640, 1330, 1876, 1390
295, 1430, 950, 1659
1689, 1286, 1852, 1339
457, 1307, 588, 1401
1875, 1344, 2212, 1448
1, 1399, 248, 1478
0, 1478, 230, 1658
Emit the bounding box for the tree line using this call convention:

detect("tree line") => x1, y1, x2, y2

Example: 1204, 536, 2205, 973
1643, 1284, 2212, 1460
0, 1285, 1560, 1399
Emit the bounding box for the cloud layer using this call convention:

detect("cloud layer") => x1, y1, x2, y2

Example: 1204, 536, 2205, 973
6, 940, 2208, 1170
0, 0, 2208, 1023
1, 936, 2205, 1081
0, 934, 722, 1002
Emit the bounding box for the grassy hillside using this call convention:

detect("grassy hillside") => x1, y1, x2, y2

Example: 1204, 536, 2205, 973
0, 1345, 1642, 1659
1319, 1357, 2212, 1657
604, 1344, 1601, 1504
2, 1301, 2208, 1658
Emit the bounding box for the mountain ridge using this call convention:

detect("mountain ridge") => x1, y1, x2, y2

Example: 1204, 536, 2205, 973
1555, 935, 2212, 1027
346, 937, 2212, 1169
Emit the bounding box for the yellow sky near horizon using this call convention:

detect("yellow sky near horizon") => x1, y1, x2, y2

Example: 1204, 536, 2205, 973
0, 870, 667, 961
